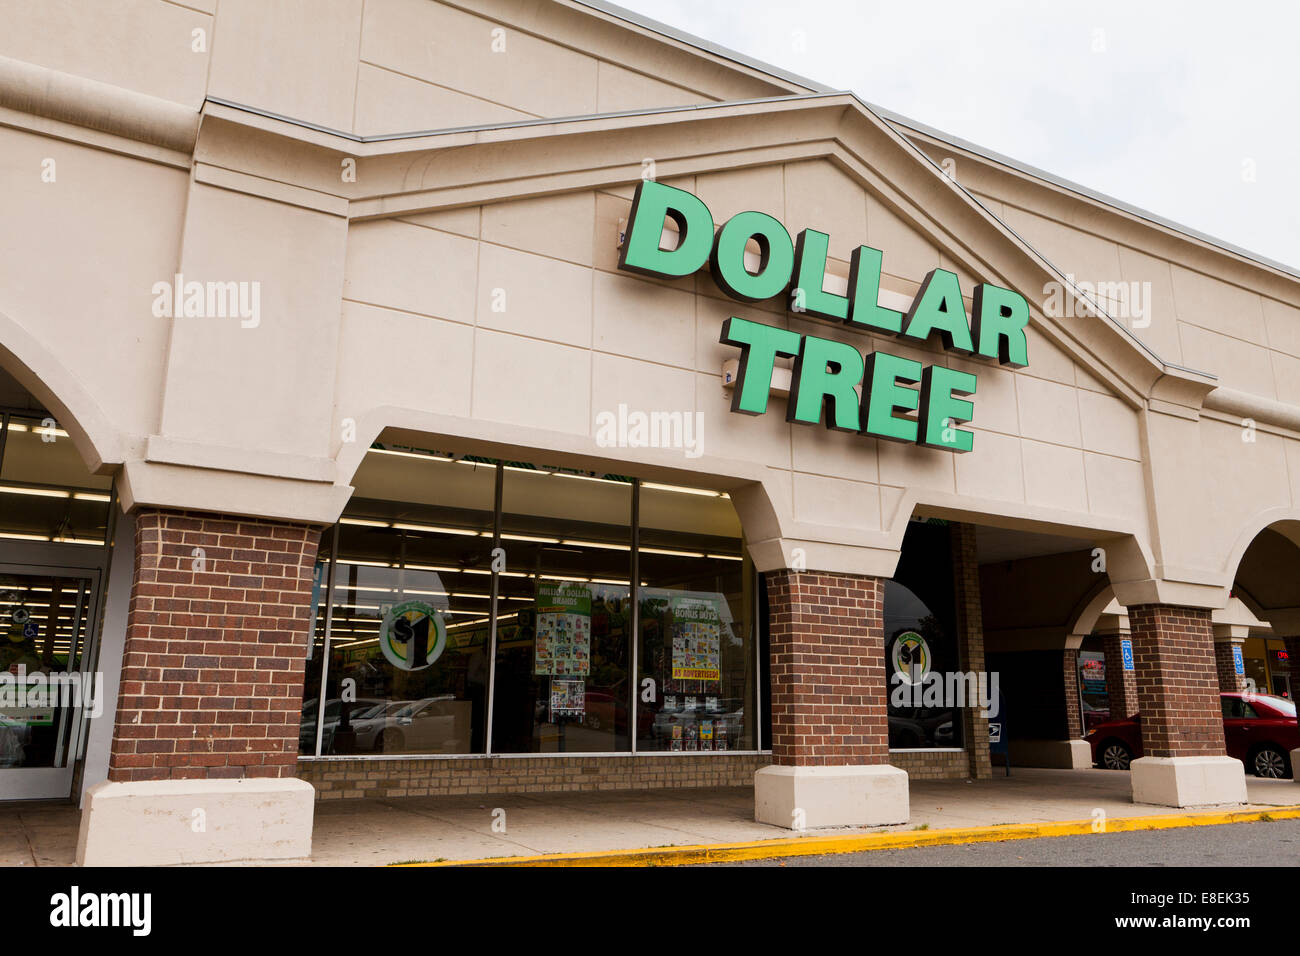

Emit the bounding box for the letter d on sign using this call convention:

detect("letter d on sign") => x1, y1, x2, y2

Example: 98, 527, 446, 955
619, 181, 715, 279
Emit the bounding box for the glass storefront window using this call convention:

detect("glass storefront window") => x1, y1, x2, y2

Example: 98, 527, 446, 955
636, 483, 754, 752
0, 571, 96, 768
0, 413, 111, 546
885, 520, 964, 749
298, 445, 763, 758
303, 452, 497, 756
491, 466, 632, 754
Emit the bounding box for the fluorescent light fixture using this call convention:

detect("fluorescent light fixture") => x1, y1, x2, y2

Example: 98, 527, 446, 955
446, 617, 489, 630
0, 532, 49, 541
560, 538, 630, 551
392, 523, 480, 536
500, 532, 561, 544
52, 537, 105, 546
340, 517, 390, 528
0, 485, 69, 498
72, 492, 112, 502
551, 472, 627, 487
640, 547, 707, 558
539, 574, 589, 583
335, 558, 391, 568
641, 482, 723, 497
367, 448, 452, 462
6, 422, 69, 438
707, 553, 744, 561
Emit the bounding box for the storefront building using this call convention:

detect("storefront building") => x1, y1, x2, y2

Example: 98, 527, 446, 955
1, 0, 1299, 864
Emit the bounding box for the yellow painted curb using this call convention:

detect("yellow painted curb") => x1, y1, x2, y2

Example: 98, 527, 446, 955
391, 805, 1300, 867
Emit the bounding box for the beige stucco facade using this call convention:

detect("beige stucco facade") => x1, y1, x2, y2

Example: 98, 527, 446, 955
4, 0, 1299, 612
1, 0, 1299, 860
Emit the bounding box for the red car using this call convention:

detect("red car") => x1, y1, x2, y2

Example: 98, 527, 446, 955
1086, 692, 1299, 778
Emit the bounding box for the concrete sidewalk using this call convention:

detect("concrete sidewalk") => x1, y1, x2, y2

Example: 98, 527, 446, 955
308, 768, 1300, 866
5, 768, 1298, 866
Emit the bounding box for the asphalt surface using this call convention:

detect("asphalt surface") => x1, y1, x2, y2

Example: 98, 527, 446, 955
713, 818, 1300, 866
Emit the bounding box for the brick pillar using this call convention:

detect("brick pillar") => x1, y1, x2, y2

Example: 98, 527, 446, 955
1127, 604, 1225, 757
108, 510, 322, 782
1062, 647, 1083, 738
950, 522, 992, 778
1213, 638, 1248, 693
765, 569, 888, 765
1101, 630, 1139, 718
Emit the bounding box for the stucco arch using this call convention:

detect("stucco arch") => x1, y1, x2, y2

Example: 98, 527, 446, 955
1224, 512, 1300, 631
1066, 579, 1118, 638
332, 402, 783, 551
1223, 509, 1300, 584
0, 307, 122, 474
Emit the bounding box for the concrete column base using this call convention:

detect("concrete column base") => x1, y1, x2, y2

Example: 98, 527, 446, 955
1291, 748, 1300, 783
77, 778, 315, 866
754, 764, 909, 829
1130, 755, 1247, 808
1008, 739, 1092, 769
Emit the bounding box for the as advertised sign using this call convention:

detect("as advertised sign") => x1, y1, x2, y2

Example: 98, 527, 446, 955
670, 596, 722, 681
618, 181, 1033, 453
379, 600, 446, 672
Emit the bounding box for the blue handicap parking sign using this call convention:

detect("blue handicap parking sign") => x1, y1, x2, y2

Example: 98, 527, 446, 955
1120, 638, 1134, 671
1232, 644, 1245, 675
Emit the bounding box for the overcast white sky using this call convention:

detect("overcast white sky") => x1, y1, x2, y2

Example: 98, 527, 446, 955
610, 0, 1300, 271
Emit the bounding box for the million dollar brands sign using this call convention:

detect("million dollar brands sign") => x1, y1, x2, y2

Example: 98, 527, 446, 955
616, 180, 1032, 453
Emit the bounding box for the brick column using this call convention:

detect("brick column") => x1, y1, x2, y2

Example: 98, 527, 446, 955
1127, 604, 1225, 758
950, 522, 992, 778
765, 569, 888, 765
1125, 603, 1245, 806
1213, 636, 1248, 693
755, 567, 907, 828
1101, 629, 1139, 718
1062, 648, 1084, 738
108, 510, 322, 782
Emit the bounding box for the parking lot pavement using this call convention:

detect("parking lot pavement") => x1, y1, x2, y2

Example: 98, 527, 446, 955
717, 817, 1300, 866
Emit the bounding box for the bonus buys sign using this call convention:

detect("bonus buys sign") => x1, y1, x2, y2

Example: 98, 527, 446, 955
617, 181, 1032, 452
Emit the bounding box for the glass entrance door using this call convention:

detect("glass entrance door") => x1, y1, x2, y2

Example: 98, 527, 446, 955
0, 565, 101, 800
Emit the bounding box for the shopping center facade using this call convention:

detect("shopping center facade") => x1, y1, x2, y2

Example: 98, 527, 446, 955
1, 0, 1299, 864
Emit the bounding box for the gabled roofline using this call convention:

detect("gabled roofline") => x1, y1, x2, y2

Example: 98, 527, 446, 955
199, 91, 1219, 402
570, 0, 1299, 281
875, 105, 1300, 283
569, 0, 832, 94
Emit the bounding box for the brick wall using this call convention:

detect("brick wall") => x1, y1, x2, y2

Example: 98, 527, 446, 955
764, 569, 888, 766
1127, 604, 1225, 758
1213, 640, 1247, 693
950, 522, 992, 778
298, 750, 972, 799
1062, 648, 1083, 738
299, 754, 768, 799
889, 749, 970, 780
1102, 631, 1139, 719
108, 510, 321, 782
